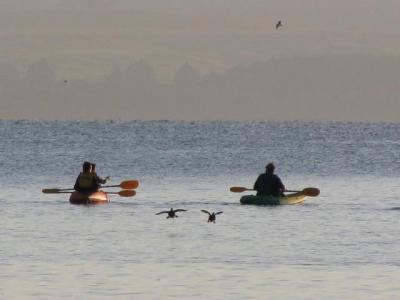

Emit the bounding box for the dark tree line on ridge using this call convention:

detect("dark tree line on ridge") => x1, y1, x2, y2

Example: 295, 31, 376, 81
1, 54, 400, 122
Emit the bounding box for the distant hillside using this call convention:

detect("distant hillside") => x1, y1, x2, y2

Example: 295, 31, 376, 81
1, 54, 400, 122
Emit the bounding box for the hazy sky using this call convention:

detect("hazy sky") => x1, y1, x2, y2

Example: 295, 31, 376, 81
1, 0, 400, 121
1, 0, 400, 79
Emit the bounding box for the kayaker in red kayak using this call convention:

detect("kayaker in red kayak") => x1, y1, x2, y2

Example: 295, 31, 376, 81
253, 163, 286, 197
74, 161, 109, 194
91, 163, 110, 185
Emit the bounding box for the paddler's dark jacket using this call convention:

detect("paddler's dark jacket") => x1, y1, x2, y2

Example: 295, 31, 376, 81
253, 172, 284, 197
74, 172, 99, 193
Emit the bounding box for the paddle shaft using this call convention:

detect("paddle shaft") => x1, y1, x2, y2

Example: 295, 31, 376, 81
102, 180, 139, 189
231, 188, 300, 193
50, 190, 136, 197
237, 189, 301, 193
230, 186, 319, 197
42, 180, 139, 194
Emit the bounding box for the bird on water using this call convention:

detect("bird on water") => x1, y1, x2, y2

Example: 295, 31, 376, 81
156, 208, 187, 218
201, 210, 223, 223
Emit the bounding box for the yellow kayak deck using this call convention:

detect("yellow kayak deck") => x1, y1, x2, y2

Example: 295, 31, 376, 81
240, 191, 307, 205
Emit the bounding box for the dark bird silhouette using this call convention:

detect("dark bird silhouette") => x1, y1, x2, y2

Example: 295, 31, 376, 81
275, 20, 283, 29
201, 210, 223, 223
156, 208, 187, 218
64, 79, 68, 83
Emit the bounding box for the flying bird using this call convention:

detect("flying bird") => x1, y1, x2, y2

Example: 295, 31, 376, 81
275, 20, 283, 29
201, 210, 223, 223
156, 208, 187, 219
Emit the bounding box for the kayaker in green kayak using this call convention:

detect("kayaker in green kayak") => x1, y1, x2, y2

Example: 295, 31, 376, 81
253, 163, 286, 197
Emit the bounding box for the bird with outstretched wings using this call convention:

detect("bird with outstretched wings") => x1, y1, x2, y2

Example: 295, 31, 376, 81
201, 210, 223, 223
156, 208, 187, 218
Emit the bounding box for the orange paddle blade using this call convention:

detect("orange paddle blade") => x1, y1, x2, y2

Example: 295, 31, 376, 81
230, 187, 253, 193
302, 187, 320, 197
119, 180, 139, 190
42, 188, 61, 194
117, 190, 136, 197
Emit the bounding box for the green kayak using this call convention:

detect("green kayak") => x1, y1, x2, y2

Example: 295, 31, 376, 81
240, 191, 307, 205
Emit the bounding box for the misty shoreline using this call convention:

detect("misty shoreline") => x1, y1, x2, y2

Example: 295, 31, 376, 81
1, 54, 400, 122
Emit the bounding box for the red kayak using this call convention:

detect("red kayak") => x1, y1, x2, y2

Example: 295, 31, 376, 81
69, 191, 109, 205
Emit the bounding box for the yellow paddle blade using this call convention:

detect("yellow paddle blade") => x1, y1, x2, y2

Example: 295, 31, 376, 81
302, 187, 320, 197
120, 180, 139, 190
117, 190, 136, 197
230, 187, 253, 193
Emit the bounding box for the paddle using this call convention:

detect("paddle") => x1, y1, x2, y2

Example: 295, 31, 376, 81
230, 187, 254, 193
107, 190, 136, 197
230, 186, 320, 197
287, 188, 320, 197
42, 179, 139, 194
42, 188, 71, 194
45, 190, 136, 197
102, 180, 139, 190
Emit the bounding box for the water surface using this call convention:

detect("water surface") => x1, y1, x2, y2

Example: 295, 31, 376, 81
1, 121, 399, 299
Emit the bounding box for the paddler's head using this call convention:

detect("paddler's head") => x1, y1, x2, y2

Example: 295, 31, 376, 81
83, 161, 91, 173
266, 163, 275, 174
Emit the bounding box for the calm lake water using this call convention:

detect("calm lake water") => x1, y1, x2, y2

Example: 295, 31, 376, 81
1, 120, 400, 299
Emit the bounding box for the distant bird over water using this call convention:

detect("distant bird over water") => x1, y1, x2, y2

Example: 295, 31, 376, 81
156, 208, 187, 219
201, 210, 223, 223
275, 20, 283, 29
